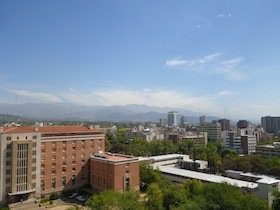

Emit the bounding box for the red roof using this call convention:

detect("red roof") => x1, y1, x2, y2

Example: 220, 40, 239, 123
2, 126, 101, 134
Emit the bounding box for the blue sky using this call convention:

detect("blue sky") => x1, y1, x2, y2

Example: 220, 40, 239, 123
1, 0, 280, 121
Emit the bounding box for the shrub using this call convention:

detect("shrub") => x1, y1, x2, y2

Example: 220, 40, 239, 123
40, 198, 49, 203
50, 193, 59, 200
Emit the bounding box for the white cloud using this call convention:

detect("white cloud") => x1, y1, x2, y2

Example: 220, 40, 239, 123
166, 53, 245, 81
218, 14, 232, 18
9, 90, 62, 103
217, 90, 235, 96
61, 88, 216, 111
166, 53, 220, 68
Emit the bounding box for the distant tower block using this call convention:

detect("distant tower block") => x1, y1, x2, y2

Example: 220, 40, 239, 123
168, 111, 178, 127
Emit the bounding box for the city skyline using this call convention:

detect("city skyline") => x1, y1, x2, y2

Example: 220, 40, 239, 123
1, 1, 280, 121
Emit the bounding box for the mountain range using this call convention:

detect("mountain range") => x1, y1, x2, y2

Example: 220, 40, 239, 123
0, 103, 220, 123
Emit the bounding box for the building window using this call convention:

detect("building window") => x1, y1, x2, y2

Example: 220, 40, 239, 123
72, 161, 76, 165
33, 136, 37, 140
6, 152, 11, 158
63, 141, 66, 145
72, 154, 76, 158
41, 164, 45, 169
81, 146, 85, 150
62, 161, 66, 166
32, 174, 36, 179
41, 156, 45, 161
72, 140, 76, 144
62, 167, 66, 173
62, 176, 66, 186
32, 183, 36, 188
6, 169, 11, 174
32, 142, 37, 147
52, 163, 56, 168
41, 171, 45, 176
41, 180, 45, 190
62, 155, 66, 159
81, 159, 85, 164
72, 167, 76, 172
32, 166, 36, 171
62, 148, 66, 152
6, 187, 11, 192
52, 156, 56, 160
82, 140, 85, 144
81, 153, 85, 157
6, 136, 11, 141
7, 144, 11, 149
32, 158, 36, 163
72, 175, 76, 185
90, 145, 93, 150
41, 149, 45, 154
52, 142, 56, 147
6, 178, 10, 183
41, 142, 45, 146
72, 147, 76, 151
6, 160, 11, 166
51, 178, 56, 189
90, 139, 93, 143
32, 150, 36, 155
52, 148, 56, 153
52, 170, 56, 175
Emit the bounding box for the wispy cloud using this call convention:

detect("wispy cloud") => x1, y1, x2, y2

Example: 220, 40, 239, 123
166, 53, 220, 67
61, 88, 217, 111
166, 53, 245, 81
217, 90, 235, 96
216, 58, 244, 80
218, 14, 232, 18
8, 89, 62, 103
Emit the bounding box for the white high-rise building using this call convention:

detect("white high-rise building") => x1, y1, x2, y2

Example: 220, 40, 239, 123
168, 111, 178, 127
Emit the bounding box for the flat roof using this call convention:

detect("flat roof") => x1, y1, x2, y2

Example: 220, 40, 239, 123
150, 154, 185, 161
158, 166, 258, 189
92, 152, 137, 162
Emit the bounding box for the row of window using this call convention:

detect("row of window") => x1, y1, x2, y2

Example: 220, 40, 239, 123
41, 174, 85, 190
41, 139, 97, 147
41, 167, 77, 175
6, 136, 37, 141
41, 153, 90, 161
41, 159, 85, 168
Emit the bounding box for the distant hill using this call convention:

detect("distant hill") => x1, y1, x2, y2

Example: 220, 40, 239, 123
0, 103, 219, 123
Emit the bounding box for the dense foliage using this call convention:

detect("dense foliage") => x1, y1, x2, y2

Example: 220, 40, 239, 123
106, 131, 280, 177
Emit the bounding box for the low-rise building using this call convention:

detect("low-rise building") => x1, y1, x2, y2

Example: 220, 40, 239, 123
90, 152, 139, 192
255, 142, 280, 158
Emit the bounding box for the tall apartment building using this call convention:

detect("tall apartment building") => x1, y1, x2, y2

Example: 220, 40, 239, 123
237, 120, 249, 129
196, 122, 222, 142
0, 125, 105, 206
261, 116, 280, 136
167, 111, 178, 127
90, 152, 139, 192
218, 119, 230, 131
199, 115, 207, 124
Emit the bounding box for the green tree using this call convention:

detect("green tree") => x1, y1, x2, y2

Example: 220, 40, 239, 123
139, 162, 161, 192
146, 183, 164, 210
272, 190, 280, 210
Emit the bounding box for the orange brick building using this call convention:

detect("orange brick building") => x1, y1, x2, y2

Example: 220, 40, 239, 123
90, 152, 140, 192
0, 125, 105, 205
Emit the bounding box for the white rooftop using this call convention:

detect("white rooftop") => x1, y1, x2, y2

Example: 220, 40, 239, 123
158, 166, 258, 189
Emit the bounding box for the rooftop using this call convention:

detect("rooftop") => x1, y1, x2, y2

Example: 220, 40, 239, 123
2, 125, 102, 134
92, 152, 138, 162
158, 166, 258, 189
